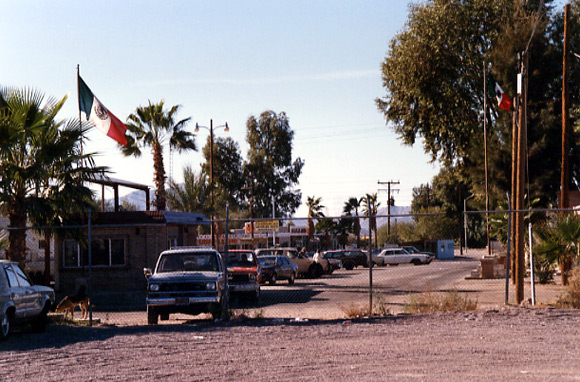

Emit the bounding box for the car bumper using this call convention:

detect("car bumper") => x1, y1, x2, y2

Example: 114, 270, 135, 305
146, 296, 220, 306
229, 283, 260, 293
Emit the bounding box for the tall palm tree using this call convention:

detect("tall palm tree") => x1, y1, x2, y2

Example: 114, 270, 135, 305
344, 197, 363, 247
306, 196, 325, 248
0, 87, 105, 268
123, 100, 195, 211
534, 213, 580, 285
362, 193, 380, 248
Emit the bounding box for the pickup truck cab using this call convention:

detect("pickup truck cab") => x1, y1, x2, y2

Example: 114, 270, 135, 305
144, 247, 228, 324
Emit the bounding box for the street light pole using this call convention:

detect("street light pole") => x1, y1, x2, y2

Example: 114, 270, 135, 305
195, 119, 229, 249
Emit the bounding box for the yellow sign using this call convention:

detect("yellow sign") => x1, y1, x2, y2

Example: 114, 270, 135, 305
255, 220, 280, 231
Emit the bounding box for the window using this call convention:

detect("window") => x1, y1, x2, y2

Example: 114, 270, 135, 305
13, 265, 31, 287
3, 264, 19, 287
63, 238, 126, 268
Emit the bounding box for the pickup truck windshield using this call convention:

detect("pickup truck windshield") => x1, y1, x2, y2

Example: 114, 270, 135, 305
157, 252, 219, 273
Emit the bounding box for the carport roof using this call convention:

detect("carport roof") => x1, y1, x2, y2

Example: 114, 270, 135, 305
92, 210, 209, 226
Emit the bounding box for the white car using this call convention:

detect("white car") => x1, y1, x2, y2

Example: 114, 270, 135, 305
0, 260, 55, 339
376, 248, 432, 266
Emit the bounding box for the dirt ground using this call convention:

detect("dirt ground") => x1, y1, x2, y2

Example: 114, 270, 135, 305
2, 307, 580, 381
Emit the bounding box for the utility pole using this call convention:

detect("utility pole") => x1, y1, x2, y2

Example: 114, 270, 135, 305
560, 3, 572, 285
514, 51, 528, 304
242, 175, 255, 249
378, 180, 400, 237
561, 3, 570, 212
483, 63, 491, 256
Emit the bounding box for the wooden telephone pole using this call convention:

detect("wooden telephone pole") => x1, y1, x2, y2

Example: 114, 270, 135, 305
514, 51, 528, 304
560, 4, 572, 285
378, 180, 400, 236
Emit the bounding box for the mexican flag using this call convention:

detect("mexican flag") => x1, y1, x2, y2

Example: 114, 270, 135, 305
487, 73, 513, 112
78, 75, 128, 146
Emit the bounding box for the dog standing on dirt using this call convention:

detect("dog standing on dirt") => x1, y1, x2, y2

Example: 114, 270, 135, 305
55, 286, 92, 320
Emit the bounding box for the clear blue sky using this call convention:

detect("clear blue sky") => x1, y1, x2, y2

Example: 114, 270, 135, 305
2, 0, 442, 217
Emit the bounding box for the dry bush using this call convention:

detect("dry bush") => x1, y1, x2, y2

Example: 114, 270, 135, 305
341, 303, 368, 319
556, 268, 580, 308
403, 291, 478, 313
341, 293, 391, 318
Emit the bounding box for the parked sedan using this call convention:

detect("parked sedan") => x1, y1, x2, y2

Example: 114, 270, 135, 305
403, 246, 435, 259
322, 250, 368, 270
376, 248, 432, 266
0, 260, 55, 340
257, 255, 298, 285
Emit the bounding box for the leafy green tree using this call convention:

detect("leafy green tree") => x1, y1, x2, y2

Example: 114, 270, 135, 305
245, 110, 304, 217
343, 197, 363, 247
0, 87, 105, 268
123, 100, 195, 211
201, 136, 245, 212
376, 0, 573, 208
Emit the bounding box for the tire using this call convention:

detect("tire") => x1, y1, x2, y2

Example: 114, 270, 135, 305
147, 306, 158, 325
411, 259, 421, 266
160, 313, 170, 321
269, 273, 277, 285
309, 264, 323, 279
0, 311, 11, 340
344, 262, 354, 271
251, 289, 260, 303
288, 272, 295, 284
31, 302, 50, 333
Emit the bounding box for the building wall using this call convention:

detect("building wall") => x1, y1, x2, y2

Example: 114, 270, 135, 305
55, 224, 199, 307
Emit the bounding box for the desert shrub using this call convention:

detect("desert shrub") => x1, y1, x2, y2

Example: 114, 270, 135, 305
403, 291, 477, 313
534, 254, 556, 284
341, 293, 391, 318
556, 268, 580, 308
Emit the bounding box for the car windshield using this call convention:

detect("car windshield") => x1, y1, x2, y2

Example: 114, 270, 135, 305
157, 252, 219, 273
258, 256, 276, 266
227, 252, 255, 267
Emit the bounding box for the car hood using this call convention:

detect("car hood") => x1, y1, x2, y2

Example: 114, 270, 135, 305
150, 271, 221, 282
32, 285, 55, 294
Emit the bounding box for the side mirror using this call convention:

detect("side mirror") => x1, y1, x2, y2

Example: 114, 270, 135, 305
143, 268, 152, 279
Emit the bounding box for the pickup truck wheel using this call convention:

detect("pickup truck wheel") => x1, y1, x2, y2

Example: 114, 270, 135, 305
344, 262, 354, 270
0, 311, 11, 340
147, 306, 158, 325
288, 272, 295, 284
269, 273, 277, 285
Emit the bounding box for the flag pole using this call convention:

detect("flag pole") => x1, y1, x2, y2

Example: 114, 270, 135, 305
77, 65, 83, 157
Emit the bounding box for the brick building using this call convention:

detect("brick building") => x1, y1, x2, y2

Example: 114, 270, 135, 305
55, 210, 208, 308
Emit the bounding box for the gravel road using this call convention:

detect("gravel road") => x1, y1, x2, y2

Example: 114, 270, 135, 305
2, 307, 580, 381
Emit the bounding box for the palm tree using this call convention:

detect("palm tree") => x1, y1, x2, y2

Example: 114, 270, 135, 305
306, 196, 325, 248
344, 197, 363, 247
0, 87, 105, 268
362, 193, 380, 248
123, 100, 195, 211
534, 213, 580, 285
167, 165, 211, 214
